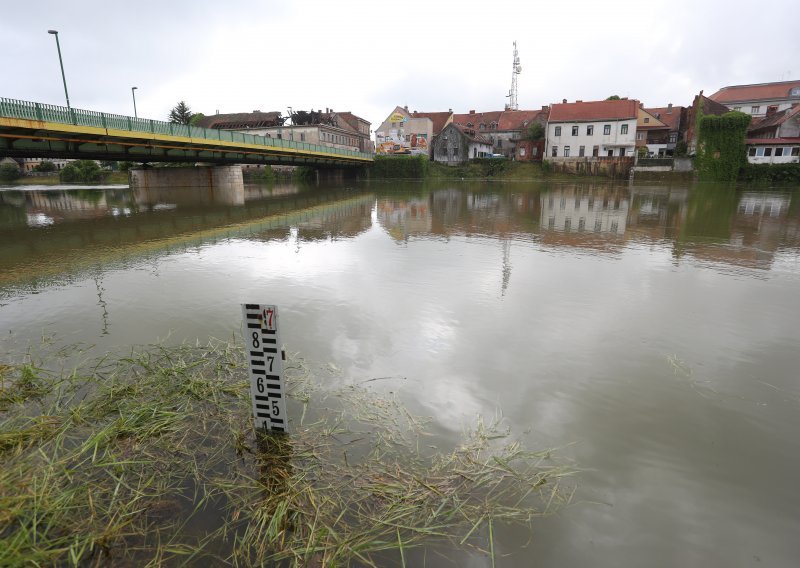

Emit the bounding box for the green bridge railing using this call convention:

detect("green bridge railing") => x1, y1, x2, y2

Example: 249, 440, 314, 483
0, 97, 373, 161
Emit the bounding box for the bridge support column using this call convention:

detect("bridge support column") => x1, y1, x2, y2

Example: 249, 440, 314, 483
129, 165, 244, 204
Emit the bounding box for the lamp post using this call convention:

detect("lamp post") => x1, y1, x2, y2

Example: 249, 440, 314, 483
131, 86, 138, 118
47, 30, 71, 113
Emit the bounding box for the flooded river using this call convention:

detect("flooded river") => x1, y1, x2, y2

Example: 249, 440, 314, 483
1, 179, 799, 566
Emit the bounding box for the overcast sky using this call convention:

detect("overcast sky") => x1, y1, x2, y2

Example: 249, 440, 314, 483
3, 0, 798, 130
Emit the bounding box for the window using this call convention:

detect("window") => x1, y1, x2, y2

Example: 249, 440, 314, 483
756, 147, 765, 156
607, 149, 614, 157
748, 147, 757, 156
603, 124, 611, 135
637, 132, 645, 140
621, 124, 628, 134
592, 145, 599, 157
792, 147, 800, 156
669, 133, 677, 143
548, 217, 555, 229
578, 218, 586, 232
775, 147, 784, 157
587, 125, 594, 136
572, 125, 579, 136
555, 126, 562, 136
791, 87, 800, 96
619, 148, 626, 157
764, 147, 773, 156
497, 139, 503, 148
733, 106, 741, 111
473, 147, 478, 158
480, 123, 485, 130
300, 133, 306, 141
491, 122, 497, 129
564, 146, 570, 157
552, 146, 558, 157
579, 145, 585, 157
751, 106, 760, 114
644, 117, 649, 123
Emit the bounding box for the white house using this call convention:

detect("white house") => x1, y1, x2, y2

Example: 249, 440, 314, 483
709, 80, 800, 117
545, 99, 638, 160
745, 104, 800, 164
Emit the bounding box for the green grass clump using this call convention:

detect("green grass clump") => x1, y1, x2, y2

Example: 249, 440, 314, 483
0, 342, 575, 566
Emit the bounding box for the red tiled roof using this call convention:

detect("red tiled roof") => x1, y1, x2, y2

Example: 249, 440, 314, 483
498, 109, 546, 130
410, 111, 452, 135
549, 99, 638, 122
644, 106, 683, 131
452, 110, 503, 129
450, 124, 493, 145
709, 80, 800, 104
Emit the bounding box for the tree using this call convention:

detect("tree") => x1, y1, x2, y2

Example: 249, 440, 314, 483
0, 163, 21, 182
168, 101, 194, 125
60, 160, 102, 183
523, 122, 545, 141
606, 95, 621, 100
189, 112, 205, 126
34, 161, 56, 172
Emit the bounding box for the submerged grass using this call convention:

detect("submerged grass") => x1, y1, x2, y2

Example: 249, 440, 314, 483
0, 341, 576, 567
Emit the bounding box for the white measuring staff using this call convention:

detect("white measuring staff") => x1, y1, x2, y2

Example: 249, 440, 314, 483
241, 303, 287, 433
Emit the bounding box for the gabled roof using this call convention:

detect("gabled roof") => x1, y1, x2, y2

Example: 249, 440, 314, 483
446, 123, 493, 145
498, 109, 547, 130
452, 110, 503, 130
709, 80, 800, 104
549, 99, 638, 122
336, 111, 371, 130
195, 111, 283, 129
748, 104, 800, 134
644, 106, 683, 131
410, 111, 452, 135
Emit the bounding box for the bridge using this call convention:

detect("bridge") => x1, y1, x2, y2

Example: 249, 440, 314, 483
0, 98, 373, 168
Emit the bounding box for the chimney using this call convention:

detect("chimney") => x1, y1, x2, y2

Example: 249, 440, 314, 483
576, 100, 583, 103
562, 99, 567, 104
766, 106, 777, 117
404, 105, 408, 111
541, 105, 549, 111
667, 103, 673, 114
253, 109, 261, 113
448, 108, 452, 113
469, 109, 475, 114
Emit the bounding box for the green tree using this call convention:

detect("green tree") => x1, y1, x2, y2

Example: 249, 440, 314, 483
523, 122, 545, 141
189, 112, 205, 126
0, 163, 21, 182
695, 111, 750, 182
60, 160, 103, 183
606, 95, 621, 100
34, 161, 56, 172
168, 101, 194, 125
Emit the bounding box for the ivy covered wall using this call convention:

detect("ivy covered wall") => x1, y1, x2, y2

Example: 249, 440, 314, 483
695, 111, 751, 181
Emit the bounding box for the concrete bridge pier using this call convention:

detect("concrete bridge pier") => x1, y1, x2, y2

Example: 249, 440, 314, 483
129, 165, 244, 205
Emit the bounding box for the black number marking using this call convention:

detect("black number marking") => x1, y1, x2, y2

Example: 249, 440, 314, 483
257, 377, 264, 393
267, 356, 274, 372
272, 403, 280, 416
252, 331, 260, 349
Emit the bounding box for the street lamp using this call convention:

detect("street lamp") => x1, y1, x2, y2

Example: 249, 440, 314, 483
47, 30, 71, 113
131, 87, 138, 118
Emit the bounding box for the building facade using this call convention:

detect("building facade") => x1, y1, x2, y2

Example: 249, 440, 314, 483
709, 80, 800, 117
745, 104, 800, 164
546, 99, 638, 160
431, 123, 493, 165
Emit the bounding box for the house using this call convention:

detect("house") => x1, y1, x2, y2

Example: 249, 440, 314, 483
638, 104, 683, 157
374, 106, 452, 155
451, 108, 548, 158
199, 109, 372, 153
709, 80, 800, 117
745, 104, 800, 164
681, 92, 730, 154
546, 98, 638, 160
431, 123, 493, 165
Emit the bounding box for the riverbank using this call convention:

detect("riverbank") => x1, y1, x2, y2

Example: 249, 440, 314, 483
0, 341, 573, 566
6, 171, 129, 186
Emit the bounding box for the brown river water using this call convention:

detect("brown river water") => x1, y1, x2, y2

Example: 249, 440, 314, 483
1, 179, 799, 567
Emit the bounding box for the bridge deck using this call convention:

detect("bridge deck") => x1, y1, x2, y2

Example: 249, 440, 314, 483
0, 98, 373, 167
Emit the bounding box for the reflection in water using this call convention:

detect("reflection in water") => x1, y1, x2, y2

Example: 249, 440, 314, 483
2, 180, 800, 568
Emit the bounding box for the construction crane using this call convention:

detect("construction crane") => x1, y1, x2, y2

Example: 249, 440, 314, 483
505, 41, 521, 111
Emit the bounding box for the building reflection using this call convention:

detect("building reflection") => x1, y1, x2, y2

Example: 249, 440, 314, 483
374, 183, 799, 272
